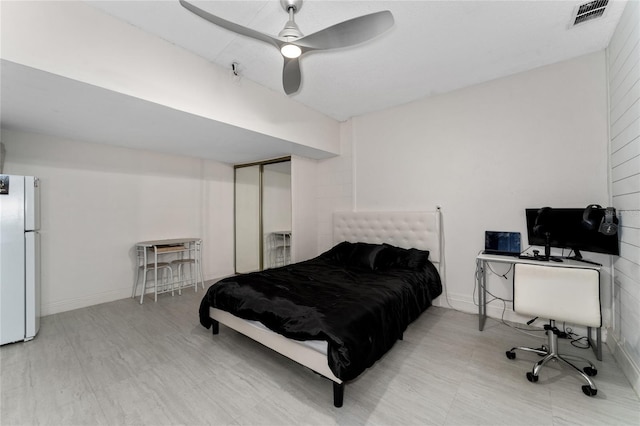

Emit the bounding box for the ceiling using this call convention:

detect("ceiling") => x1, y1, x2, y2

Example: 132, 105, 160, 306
0, 0, 628, 164
86, 0, 627, 121
0, 60, 334, 164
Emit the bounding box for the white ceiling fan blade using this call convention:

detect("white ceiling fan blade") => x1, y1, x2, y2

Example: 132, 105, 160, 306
179, 0, 282, 49
282, 57, 302, 95
180, 1, 391, 96
295, 10, 394, 50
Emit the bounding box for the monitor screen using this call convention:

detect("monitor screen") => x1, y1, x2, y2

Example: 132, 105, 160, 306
525, 208, 619, 257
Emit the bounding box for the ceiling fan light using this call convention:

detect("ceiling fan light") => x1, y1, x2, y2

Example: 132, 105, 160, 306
281, 44, 302, 58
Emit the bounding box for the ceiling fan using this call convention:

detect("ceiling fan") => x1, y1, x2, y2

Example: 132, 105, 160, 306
179, 0, 394, 95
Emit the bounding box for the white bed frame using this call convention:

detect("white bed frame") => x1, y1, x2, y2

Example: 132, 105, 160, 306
209, 210, 443, 407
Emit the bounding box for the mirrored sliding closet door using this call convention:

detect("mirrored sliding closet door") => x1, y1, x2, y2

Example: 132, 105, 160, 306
234, 158, 291, 274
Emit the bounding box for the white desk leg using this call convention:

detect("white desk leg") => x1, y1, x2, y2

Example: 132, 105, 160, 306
177, 247, 183, 296
140, 248, 148, 304
587, 327, 603, 361
196, 240, 204, 290
284, 233, 290, 265
283, 234, 287, 266
196, 242, 201, 291
171, 253, 176, 297
154, 248, 158, 302
133, 248, 140, 298
477, 258, 487, 331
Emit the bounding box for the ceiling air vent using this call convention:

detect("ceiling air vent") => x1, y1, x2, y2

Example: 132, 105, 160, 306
572, 0, 608, 26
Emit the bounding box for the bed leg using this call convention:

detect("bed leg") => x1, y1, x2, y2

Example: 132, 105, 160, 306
333, 382, 344, 408
211, 320, 219, 335
399, 333, 403, 341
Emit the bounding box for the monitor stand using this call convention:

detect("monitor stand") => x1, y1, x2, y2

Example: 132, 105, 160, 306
527, 250, 563, 263
534, 254, 564, 262
564, 249, 602, 266
534, 233, 563, 262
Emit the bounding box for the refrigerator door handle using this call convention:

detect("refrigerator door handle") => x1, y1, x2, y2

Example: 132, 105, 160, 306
25, 231, 41, 340
24, 176, 40, 232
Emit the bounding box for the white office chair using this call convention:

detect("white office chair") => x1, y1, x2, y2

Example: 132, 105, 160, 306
505, 263, 601, 396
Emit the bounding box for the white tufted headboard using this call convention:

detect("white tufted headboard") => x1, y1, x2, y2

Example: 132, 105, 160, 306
333, 211, 442, 264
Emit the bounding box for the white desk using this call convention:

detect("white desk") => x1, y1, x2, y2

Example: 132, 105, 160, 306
135, 238, 204, 303
476, 253, 602, 360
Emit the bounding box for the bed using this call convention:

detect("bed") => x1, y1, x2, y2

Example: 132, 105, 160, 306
198, 210, 443, 407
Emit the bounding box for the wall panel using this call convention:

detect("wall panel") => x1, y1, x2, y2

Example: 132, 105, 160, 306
607, 0, 640, 396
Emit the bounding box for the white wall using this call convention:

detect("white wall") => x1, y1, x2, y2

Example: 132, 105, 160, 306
291, 155, 318, 263
607, 0, 640, 395
349, 52, 611, 319
316, 121, 355, 253
1, 129, 235, 315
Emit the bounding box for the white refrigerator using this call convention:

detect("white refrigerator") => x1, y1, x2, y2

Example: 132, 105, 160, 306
0, 175, 41, 345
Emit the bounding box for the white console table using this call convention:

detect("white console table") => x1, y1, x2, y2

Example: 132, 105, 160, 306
476, 253, 603, 360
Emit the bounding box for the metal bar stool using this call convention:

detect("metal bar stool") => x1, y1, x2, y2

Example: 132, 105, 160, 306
132, 262, 174, 303
170, 258, 195, 293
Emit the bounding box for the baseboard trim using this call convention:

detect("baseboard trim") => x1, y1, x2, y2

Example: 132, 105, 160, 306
607, 331, 640, 398
42, 273, 223, 316
43, 288, 131, 316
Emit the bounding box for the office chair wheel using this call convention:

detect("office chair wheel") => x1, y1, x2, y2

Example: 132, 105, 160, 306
506, 351, 516, 359
583, 366, 597, 377
582, 385, 597, 396
526, 372, 539, 383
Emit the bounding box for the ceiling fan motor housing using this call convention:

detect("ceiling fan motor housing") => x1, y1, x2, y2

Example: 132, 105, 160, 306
280, 0, 303, 13
279, 0, 304, 39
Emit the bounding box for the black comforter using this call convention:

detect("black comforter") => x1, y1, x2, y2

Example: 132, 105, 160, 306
199, 242, 442, 381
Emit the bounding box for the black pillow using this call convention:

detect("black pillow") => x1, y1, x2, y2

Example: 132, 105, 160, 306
346, 242, 385, 270
375, 244, 430, 270
320, 241, 355, 265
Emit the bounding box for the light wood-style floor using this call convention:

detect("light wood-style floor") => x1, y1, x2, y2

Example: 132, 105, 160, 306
1, 286, 639, 426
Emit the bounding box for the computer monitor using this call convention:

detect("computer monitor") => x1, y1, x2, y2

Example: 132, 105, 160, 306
525, 207, 619, 259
